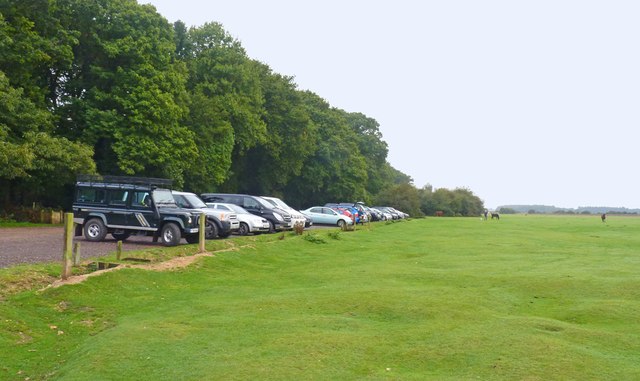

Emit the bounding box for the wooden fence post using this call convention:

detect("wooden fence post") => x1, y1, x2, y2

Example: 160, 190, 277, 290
73, 242, 81, 267
116, 241, 122, 260
62, 212, 74, 279
198, 212, 206, 253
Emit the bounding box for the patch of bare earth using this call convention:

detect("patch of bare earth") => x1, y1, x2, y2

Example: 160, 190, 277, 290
44, 243, 254, 290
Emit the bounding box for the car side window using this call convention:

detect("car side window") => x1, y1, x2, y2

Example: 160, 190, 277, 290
173, 195, 189, 209
108, 189, 128, 206
132, 191, 152, 208
244, 197, 260, 209
310, 207, 321, 213
76, 188, 106, 203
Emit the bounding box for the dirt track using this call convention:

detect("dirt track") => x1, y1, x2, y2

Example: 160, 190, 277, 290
0, 227, 168, 269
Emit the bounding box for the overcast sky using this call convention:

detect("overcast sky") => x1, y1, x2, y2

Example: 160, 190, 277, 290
141, 0, 639, 209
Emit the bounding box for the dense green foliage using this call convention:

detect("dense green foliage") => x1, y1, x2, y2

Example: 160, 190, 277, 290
2, 215, 639, 379
0, 0, 483, 215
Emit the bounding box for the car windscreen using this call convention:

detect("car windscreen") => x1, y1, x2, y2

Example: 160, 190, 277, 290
153, 189, 178, 206
226, 204, 250, 214
182, 193, 207, 208
256, 197, 275, 209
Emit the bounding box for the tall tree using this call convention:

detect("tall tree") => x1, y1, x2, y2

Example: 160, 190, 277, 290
284, 91, 368, 208
344, 112, 389, 196
0, 71, 95, 208
233, 62, 316, 195
181, 22, 266, 193
54, 0, 196, 185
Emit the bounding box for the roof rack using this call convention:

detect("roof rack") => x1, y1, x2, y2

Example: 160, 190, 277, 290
76, 175, 173, 188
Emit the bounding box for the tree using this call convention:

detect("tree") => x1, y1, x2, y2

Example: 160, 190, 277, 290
54, 0, 196, 185
233, 62, 316, 195
181, 22, 266, 192
284, 91, 368, 207
374, 183, 423, 217
0, 71, 95, 208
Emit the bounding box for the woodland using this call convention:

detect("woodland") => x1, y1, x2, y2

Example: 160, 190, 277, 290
0, 0, 484, 217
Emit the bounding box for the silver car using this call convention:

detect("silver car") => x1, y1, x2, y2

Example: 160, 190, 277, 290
207, 202, 271, 235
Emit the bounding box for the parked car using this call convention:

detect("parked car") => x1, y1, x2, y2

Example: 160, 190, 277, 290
301, 206, 354, 228
373, 206, 399, 220
200, 193, 292, 232
370, 207, 392, 221
172, 191, 239, 239
207, 202, 270, 235
72, 175, 199, 246
324, 203, 362, 223
261, 196, 308, 229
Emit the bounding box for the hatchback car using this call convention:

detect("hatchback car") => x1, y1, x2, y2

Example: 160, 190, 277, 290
301, 206, 354, 227
207, 202, 271, 235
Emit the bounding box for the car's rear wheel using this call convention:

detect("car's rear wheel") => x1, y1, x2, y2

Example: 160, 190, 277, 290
84, 218, 107, 242
160, 223, 181, 246
238, 222, 250, 236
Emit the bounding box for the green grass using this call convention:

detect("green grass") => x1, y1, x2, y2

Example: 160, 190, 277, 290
1, 215, 639, 380
0, 221, 61, 228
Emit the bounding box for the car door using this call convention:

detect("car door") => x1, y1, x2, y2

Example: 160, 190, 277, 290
128, 190, 157, 230
105, 188, 130, 228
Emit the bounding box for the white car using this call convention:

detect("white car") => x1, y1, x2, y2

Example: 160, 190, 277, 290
261, 196, 307, 230
207, 203, 271, 235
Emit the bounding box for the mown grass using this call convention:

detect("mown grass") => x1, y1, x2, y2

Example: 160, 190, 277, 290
1, 215, 639, 380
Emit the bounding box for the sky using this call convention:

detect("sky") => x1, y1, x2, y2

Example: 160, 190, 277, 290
141, 0, 640, 209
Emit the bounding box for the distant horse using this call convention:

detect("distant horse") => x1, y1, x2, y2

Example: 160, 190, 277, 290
601, 213, 606, 223
491, 212, 500, 220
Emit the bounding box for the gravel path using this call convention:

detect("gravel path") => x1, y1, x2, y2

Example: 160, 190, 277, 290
0, 227, 169, 269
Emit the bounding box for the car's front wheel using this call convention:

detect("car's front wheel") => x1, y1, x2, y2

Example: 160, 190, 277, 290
205, 220, 218, 240
160, 223, 181, 246
337, 219, 346, 228
238, 222, 250, 236
84, 218, 107, 242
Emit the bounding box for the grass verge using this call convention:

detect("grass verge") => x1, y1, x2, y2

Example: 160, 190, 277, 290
1, 215, 639, 380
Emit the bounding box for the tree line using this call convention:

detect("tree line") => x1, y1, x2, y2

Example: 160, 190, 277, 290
0, 0, 484, 217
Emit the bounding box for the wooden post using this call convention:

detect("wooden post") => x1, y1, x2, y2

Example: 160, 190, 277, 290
198, 212, 206, 253
62, 213, 74, 279
73, 242, 81, 267
116, 241, 122, 260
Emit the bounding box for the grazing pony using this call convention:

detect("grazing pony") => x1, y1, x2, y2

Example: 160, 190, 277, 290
491, 212, 500, 220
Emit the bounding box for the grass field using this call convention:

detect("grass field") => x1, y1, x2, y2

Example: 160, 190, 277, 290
1, 215, 639, 380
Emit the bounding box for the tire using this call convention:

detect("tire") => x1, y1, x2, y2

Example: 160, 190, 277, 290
160, 223, 181, 246
84, 218, 107, 242
337, 219, 346, 228
238, 222, 250, 236
205, 219, 218, 240
218, 232, 231, 238
112, 232, 130, 241
268, 220, 276, 233
185, 234, 199, 244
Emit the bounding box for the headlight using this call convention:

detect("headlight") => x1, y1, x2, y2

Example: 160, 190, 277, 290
274, 213, 284, 221
187, 216, 193, 224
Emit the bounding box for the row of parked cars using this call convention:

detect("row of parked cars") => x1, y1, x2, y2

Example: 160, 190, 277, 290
72, 176, 408, 246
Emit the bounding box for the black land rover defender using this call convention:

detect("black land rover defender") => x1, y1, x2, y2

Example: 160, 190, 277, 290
72, 176, 200, 246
